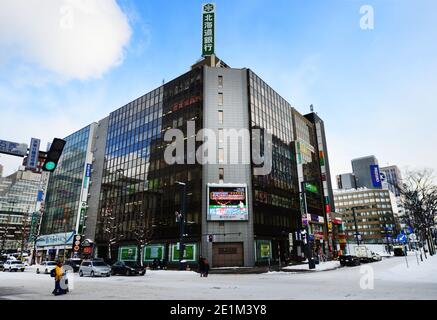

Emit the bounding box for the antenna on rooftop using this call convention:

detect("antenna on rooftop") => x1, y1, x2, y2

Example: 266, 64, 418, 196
310, 104, 314, 112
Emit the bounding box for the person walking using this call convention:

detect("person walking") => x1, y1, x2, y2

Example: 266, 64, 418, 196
198, 255, 205, 277
52, 260, 65, 296
203, 258, 210, 278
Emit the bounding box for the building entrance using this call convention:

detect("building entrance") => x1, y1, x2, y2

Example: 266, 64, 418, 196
212, 242, 244, 267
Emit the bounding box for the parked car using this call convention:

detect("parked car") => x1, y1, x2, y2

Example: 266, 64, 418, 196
64, 258, 83, 272
79, 260, 111, 277
111, 261, 146, 276
394, 246, 406, 256
36, 261, 57, 274
339, 255, 361, 267
3, 260, 25, 272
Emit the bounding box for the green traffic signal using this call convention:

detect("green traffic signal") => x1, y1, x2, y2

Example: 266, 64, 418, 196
44, 161, 56, 171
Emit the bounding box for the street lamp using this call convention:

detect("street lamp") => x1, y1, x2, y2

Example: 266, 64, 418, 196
175, 181, 187, 271
351, 207, 361, 246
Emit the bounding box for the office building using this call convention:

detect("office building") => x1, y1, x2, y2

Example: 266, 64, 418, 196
337, 173, 357, 190
334, 188, 398, 245
0, 167, 41, 251
351, 155, 381, 189
37, 121, 108, 260
39, 56, 335, 267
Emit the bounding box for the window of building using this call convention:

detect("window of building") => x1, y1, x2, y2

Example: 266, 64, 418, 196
218, 148, 224, 164
218, 110, 224, 124
219, 168, 224, 183
218, 129, 224, 145
218, 75, 223, 88
218, 93, 223, 106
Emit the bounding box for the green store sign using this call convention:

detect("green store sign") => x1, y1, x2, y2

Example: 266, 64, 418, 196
118, 247, 138, 261
304, 182, 318, 194
144, 245, 165, 261
171, 243, 197, 262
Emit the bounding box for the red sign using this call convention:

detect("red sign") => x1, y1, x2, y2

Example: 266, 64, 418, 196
83, 247, 92, 254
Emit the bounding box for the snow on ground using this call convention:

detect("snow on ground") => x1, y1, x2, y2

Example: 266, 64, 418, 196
282, 261, 341, 271
1, 255, 436, 300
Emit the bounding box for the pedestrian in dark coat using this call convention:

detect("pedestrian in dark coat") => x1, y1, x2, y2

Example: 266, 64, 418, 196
203, 258, 210, 278
198, 256, 205, 277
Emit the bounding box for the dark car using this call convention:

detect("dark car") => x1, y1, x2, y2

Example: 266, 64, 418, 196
339, 255, 361, 267
64, 258, 83, 272
111, 261, 146, 276
393, 246, 406, 256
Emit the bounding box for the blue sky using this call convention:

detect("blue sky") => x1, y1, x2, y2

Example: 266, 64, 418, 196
0, 0, 436, 181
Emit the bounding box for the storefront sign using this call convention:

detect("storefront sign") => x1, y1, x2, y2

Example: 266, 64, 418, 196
304, 182, 318, 194
144, 245, 165, 261
36, 232, 75, 247
119, 247, 138, 261
171, 243, 197, 262
260, 243, 271, 259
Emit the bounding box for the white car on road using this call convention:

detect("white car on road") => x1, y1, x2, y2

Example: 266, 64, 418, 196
36, 261, 57, 274
3, 260, 25, 272
79, 260, 111, 277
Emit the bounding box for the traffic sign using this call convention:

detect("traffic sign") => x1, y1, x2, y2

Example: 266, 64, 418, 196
397, 233, 407, 244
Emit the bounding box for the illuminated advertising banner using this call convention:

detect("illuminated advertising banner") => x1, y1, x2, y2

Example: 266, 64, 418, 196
207, 184, 248, 221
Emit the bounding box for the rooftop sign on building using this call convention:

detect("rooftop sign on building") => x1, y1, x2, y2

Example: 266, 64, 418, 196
202, 3, 215, 57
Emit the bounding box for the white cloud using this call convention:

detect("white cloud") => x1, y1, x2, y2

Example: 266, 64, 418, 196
0, 0, 132, 80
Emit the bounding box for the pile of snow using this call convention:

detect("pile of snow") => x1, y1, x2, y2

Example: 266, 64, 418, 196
282, 261, 341, 272
377, 254, 437, 283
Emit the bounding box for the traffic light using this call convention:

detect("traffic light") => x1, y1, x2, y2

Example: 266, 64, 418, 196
42, 138, 66, 172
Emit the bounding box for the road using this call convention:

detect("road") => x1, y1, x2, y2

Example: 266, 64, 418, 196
0, 254, 436, 300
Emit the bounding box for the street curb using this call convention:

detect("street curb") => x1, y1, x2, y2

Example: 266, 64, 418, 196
279, 265, 343, 273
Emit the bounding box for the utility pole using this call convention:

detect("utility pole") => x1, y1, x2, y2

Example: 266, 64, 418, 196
301, 181, 315, 269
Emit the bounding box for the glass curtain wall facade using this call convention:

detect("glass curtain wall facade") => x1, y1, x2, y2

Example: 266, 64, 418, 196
96, 66, 204, 260
0, 170, 41, 250
41, 125, 91, 235
248, 70, 300, 262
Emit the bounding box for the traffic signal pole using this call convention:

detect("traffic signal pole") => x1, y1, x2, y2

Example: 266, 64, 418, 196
301, 182, 315, 270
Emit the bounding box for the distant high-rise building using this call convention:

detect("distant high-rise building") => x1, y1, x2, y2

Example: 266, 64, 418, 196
380, 165, 402, 197
337, 173, 357, 190
351, 155, 381, 189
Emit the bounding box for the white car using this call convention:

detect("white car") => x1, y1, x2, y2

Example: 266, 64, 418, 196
36, 261, 57, 274
3, 260, 25, 272
79, 260, 111, 277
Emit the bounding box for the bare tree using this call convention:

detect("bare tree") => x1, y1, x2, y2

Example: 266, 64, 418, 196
102, 201, 123, 263
132, 210, 155, 267
399, 169, 437, 256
